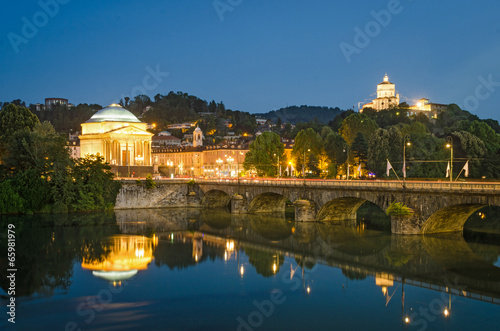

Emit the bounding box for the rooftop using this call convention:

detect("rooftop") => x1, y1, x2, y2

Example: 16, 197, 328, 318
86, 103, 141, 123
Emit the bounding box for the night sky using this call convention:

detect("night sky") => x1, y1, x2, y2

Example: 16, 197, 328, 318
1, 0, 499, 120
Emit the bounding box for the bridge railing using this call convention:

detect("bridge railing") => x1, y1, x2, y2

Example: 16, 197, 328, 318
152, 178, 500, 192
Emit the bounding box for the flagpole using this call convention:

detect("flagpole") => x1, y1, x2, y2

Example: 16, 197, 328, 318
387, 159, 403, 186
455, 160, 469, 181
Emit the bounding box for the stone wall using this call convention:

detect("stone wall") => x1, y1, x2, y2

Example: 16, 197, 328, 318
115, 182, 197, 209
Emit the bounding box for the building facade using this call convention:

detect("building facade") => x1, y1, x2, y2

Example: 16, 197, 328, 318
362, 74, 400, 111
408, 98, 447, 119
79, 103, 153, 166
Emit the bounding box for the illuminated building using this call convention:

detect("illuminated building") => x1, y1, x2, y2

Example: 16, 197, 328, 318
79, 103, 153, 167
408, 98, 447, 119
153, 127, 248, 177
361, 74, 400, 111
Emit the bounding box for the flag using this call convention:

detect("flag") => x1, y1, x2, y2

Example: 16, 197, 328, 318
463, 160, 469, 177
446, 162, 450, 178
386, 159, 393, 177
402, 160, 406, 178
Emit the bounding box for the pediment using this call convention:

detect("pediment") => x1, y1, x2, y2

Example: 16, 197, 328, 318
106, 126, 153, 136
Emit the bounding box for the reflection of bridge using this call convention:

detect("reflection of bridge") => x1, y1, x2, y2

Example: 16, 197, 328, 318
115, 179, 500, 234
114, 208, 500, 305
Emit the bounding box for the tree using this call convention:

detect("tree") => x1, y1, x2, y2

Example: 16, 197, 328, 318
351, 132, 369, 175
367, 127, 402, 176
450, 131, 487, 178
0, 103, 40, 157
339, 113, 379, 145
243, 132, 285, 177
467, 120, 500, 153
292, 128, 323, 177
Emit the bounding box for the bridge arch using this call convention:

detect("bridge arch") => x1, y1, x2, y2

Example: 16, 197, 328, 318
200, 190, 232, 209
422, 204, 487, 234
248, 192, 287, 213
316, 197, 379, 223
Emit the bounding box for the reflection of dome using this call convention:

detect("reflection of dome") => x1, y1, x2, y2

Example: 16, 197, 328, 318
82, 235, 155, 279
86, 103, 141, 123
92, 270, 138, 282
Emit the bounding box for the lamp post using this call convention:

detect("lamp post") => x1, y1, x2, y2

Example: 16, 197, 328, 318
167, 160, 173, 178
302, 147, 311, 179
274, 153, 280, 178
446, 136, 453, 182
343, 143, 350, 180
227, 156, 234, 178
403, 134, 411, 202
216, 158, 223, 180
302, 146, 310, 198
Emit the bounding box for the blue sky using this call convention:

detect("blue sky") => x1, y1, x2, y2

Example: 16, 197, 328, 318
1, 0, 500, 121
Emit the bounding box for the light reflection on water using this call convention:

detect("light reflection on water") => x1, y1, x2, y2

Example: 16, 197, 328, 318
1, 208, 500, 331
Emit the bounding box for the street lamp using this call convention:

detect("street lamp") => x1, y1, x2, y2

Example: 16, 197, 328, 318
167, 159, 173, 178
216, 158, 223, 180
303, 147, 310, 179
403, 134, 411, 202
274, 153, 281, 178
227, 156, 234, 177
446, 136, 453, 182
343, 143, 350, 180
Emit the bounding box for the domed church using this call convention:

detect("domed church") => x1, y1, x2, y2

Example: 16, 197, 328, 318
79, 104, 153, 171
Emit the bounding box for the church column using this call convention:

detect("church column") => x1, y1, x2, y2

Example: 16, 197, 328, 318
133, 140, 137, 166
126, 141, 129, 166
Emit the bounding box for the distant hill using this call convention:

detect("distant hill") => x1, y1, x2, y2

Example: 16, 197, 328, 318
257, 105, 343, 124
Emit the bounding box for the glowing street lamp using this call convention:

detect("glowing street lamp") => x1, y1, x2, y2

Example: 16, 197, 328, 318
216, 158, 223, 180
403, 134, 411, 202
446, 136, 453, 182
343, 143, 350, 180
227, 156, 234, 177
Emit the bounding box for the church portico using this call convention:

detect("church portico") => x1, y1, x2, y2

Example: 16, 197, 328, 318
79, 103, 154, 175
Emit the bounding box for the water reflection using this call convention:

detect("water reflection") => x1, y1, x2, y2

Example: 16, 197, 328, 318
81, 235, 157, 283
2, 208, 500, 330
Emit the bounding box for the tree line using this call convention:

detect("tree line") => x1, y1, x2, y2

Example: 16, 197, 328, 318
0, 104, 121, 214
244, 104, 500, 179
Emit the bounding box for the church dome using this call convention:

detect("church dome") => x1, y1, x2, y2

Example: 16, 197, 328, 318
86, 103, 141, 123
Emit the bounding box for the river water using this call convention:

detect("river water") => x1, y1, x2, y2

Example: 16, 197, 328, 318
1, 207, 500, 331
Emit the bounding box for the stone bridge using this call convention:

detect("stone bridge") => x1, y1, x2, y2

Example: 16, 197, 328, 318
114, 178, 500, 234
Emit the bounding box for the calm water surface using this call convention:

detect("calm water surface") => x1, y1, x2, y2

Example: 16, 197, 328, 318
1, 208, 500, 331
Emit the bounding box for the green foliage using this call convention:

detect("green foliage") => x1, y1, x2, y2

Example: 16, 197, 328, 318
339, 113, 379, 145
244, 132, 285, 177
146, 174, 156, 189
291, 128, 324, 177
324, 131, 348, 164
386, 202, 414, 216
0, 180, 24, 214
367, 127, 402, 176
0, 103, 40, 156
259, 105, 342, 125
35, 103, 102, 134
351, 132, 369, 166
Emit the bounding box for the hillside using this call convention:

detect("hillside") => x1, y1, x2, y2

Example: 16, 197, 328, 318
257, 105, 343, 124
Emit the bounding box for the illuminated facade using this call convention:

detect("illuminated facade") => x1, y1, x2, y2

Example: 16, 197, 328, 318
408, 98, 447, 119
154, 145, 248, 177
362, 74, 400, 111
79, 104, 153, 166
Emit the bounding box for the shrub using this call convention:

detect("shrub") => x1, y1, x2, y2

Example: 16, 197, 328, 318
386, 201, 414, 216
145, 174, 156, 189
